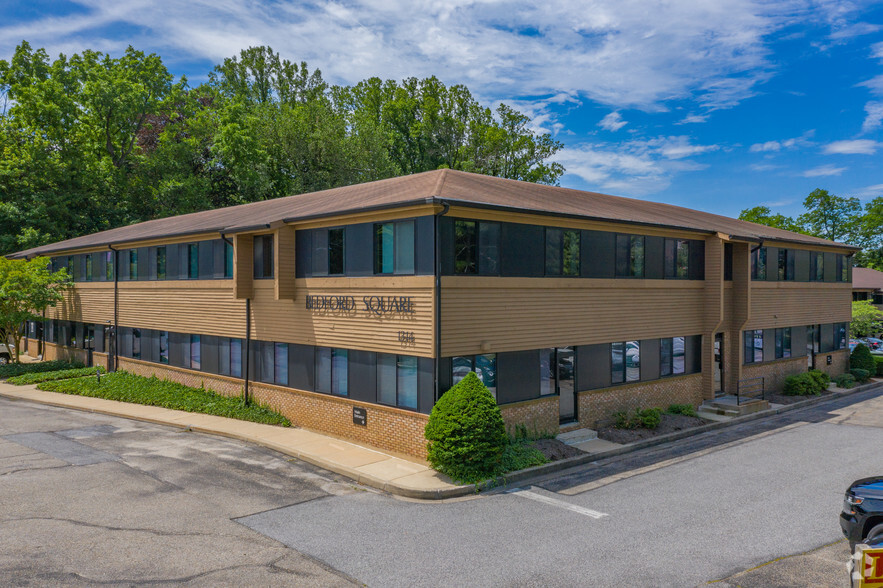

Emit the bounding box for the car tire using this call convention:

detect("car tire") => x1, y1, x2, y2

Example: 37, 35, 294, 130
0, 355, 8, 365
867, 522, 883, 543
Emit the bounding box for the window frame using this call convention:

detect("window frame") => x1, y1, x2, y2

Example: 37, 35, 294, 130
378, 353, 420, 410
664, 239, 690, 279
744, 329, 763, 364
615, 234, 645, 278
374, 219, 416, 275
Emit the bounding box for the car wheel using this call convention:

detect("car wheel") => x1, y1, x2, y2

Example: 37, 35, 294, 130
867, 522, 883, 543
0, 355, 8, 365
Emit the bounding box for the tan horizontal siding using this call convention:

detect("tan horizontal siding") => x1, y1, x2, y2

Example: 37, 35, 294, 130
747, 283, 852, 327
440, 277, 705, 356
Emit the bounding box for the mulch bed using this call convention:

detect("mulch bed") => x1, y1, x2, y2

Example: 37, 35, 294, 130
531, 438, 585, 461
597, 413, 708, 445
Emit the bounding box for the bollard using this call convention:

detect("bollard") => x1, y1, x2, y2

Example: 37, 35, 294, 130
96, 367, 101, 385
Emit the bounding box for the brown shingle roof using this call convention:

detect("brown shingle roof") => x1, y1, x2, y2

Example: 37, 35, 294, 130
853, 267, 883, 291
11, 169, 858, 258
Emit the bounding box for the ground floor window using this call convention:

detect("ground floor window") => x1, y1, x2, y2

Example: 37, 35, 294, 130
775, 328, 792, 359
316, 347, 348, 396
159, 331, 169, 364
611, 341, 640, 383
744, 330, 763, 364
660, 336, 685, 376
378, 354, 418, 409
452, 354, 496, 398
540, 347, 574, 395
189, 335, 201, 370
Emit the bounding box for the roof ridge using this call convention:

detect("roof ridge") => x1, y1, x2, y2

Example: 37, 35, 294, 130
431, 168, 449, 199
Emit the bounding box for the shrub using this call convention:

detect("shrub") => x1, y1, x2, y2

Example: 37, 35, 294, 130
613, 407, 663, 429
808, 369, 830, 389
835, 373, 857, 389
783, 372, 825, 396
667, 404, 697, 418
500, 441, 548, 472
850, 368, 871, 383
0, 360, 84, 379
851, 344, 876, 374
424, 372, 507, 484
874, 355, 883, 376
7, 366, 105, 385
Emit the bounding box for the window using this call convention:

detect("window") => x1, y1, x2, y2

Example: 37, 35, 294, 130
328, 228, 345, 275
540, 349, 554, 396
84, 254, 93, 282
451, 354, 496, 398
545, 228, 580, 276
374, 220, 415, 274
378, 354, 418, 410
190, 335, 201, 370
664, 239, 690, 279
224, 242, 234, 278
660, 336, 686, 376
724, 243, 734, 281
751, 247, 766, 280
128, 250, 138, 280
612, 341, 640, 383
159, 331, 169, 364
775, 327, 791, 359
744, 330, 763, 364
539, 348, 572, 397
132, 328, 141, 360
316, 347, 347, 396
106, 251, 114, 281
188, 244, 199, 279
253, 235, 274, 279
615, 235, 644, 278
67, 256, 75, 279
454, 220, 477, 274
810, 251, 824, 281
478, 222, 500, 275
219, 338, 243, 378
274, 343, 289, 386
156, 246, 166, 280
777, 249, 795, 281
837, 254, 848, 282
836, 323, 847, 350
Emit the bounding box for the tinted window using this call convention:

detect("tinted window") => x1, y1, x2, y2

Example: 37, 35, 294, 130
455, 220, 477, 274
615, 235, 644, 278
328, 228, 345, 275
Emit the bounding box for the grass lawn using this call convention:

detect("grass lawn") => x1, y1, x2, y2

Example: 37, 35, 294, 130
38, 371, 290, 427
0, 360, 84, 379
7, 366, 105, 385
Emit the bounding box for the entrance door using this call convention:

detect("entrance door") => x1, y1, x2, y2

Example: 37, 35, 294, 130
713, 333, 724, 396
557, 347, 576, 423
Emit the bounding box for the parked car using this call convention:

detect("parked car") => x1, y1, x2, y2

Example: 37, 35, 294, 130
0, 343, 11, 365
859, 338, 882, 351
850, 340, 862, 352
841, 476, 883, 550
865, 337, 883, 350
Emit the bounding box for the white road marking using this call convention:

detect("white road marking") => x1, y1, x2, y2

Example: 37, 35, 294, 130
507, 488, 608, 519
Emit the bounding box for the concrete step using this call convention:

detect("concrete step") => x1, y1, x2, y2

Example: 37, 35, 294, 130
700, 398, 770, 417
696, 409, 736, 422
556, 428, 598, 446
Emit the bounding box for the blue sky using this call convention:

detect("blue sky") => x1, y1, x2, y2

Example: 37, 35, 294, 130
2, 0, 883, 219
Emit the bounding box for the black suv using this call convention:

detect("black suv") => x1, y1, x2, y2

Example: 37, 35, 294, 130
841, 476, 883, 549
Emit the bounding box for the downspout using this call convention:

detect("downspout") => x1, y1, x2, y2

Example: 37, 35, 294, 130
221, 233, 249, 405
434, 202, 450, 402
107, 245, 119, 372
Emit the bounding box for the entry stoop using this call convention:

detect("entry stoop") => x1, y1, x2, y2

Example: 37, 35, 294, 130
698, 395, 769, 420
556, 428, 598, 446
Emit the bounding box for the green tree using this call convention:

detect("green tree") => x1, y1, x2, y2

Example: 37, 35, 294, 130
738, 206, 802, 233
0, 257, 70, 362
851, 300, 883, 337
797, 188, 861, 244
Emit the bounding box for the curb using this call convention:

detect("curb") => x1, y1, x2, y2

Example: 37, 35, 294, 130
3, 380, 881, 500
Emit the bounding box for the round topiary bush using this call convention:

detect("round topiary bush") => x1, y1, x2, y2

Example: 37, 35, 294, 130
851, 343, 876, 374
424, 371, 507, 484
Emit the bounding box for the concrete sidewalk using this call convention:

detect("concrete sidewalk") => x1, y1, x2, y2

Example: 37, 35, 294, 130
0, 382, 466, 499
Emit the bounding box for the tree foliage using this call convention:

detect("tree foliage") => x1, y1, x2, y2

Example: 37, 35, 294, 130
0, 257, 70, 362
0, 42, 564, 256
851, 300, 883, 338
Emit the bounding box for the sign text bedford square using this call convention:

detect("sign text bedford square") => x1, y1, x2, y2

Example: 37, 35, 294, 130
305, 294, 416, 316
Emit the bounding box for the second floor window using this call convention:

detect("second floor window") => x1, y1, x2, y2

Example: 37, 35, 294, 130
128, 249, 138, 280
615, 235, 644, 278
312, 228, 345, 276
664, 239, 689, 279
374, 220, 414, 275
777, 249, 795, 281
157, 246, 166, 280
545, 228, 580, 276
751, 247, 766, 280
254, 235, 274, 279
810, 251, 824, 281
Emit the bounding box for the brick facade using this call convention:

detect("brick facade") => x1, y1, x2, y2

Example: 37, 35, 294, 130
813, 349, 850, 379
578, 374, 704, 428
742, 356, 809, 394
499, 396, 559, 437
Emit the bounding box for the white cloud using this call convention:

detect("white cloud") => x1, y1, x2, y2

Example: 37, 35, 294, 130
853, 183, 883, 199
598, 111, 627, 131
859, 74, 883, 96
871, 41, 883, 60
823, 139, 881, 155
863, 101, 883, 133
558, 136, 717, 196
0, 0, 798, 112
749, 163, 782, 172
677, 113, 709, 124
802, 164, 846, 177
749, 131, 815, 152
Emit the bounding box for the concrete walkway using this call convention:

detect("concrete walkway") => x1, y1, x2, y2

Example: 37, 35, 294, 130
0, 382, 466, 499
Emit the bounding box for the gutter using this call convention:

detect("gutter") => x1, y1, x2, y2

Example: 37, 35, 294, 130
221, 232, 250, 406
434, 202, 450, 404
107, 245, 119, 372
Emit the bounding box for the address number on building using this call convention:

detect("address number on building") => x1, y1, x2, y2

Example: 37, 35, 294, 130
398, 331, 416, 346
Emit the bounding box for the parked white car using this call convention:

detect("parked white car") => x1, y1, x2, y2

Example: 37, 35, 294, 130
0, 343, 12, 364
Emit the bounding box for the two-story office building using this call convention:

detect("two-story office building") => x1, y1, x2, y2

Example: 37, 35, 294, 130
14, 170, 856, 457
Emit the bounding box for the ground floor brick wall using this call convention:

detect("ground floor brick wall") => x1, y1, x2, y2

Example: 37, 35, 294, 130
500, 396, 559, 438
813, 349, 850, 380
578, 374, 704, 429
39, 341, 90, 365
742, 356, 809, 395
114, 356, 431, 459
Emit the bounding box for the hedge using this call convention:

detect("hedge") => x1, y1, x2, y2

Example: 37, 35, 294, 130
0, 360, 84, 379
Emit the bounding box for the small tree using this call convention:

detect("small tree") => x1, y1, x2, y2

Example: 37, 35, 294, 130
851, 343, 876, 374
424, 372, 507, 483
0, 257, 70, 362
852, 300, 883, 337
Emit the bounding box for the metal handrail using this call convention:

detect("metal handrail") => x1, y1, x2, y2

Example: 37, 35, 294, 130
737, 376, 765, 405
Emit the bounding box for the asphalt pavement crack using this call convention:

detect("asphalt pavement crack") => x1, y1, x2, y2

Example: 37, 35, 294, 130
0, 516, 208, 538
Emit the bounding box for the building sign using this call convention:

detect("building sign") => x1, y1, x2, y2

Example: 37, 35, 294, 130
305, 295, 416, 316
353, 406, 367, 426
